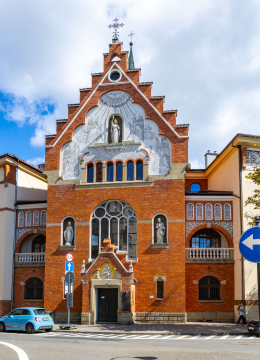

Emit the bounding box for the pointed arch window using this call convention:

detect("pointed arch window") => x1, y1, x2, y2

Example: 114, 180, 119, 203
136, 160, 143, 180
25, 211, 32, 227
205, 204, 213, 220
116, 162, 123, 181
107, 162, 114, 182
40, 210, 46, 226
87, 163, 94, 183
224, 203, 231, 220
18, 212, 24, 227
96, 162, 103, 182
214, 204, 222, 220
127, 161, 134, 181
186, 204, 194, 220
33, 211, 39, 226
196, 204, 203, 220
91, 201, 137, 259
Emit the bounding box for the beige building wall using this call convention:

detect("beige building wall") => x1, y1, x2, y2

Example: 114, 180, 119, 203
17, 169, 47, 202
242, 164, 259, 319
0, 182, 15, 301
207, 149, 243, 320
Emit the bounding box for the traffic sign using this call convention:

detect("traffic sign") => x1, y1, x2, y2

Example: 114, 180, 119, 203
66, 253, 73, 262
239, 226, 260, 263
65, 262, 74, 272
65, 271, 75, 284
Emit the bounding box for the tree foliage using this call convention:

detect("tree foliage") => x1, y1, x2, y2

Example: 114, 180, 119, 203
245, 169, 260, 226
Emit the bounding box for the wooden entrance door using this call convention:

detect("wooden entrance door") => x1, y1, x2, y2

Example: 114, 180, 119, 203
97, 288, 118, 322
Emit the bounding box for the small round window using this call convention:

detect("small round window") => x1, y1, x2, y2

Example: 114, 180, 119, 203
109, 70, 121, 82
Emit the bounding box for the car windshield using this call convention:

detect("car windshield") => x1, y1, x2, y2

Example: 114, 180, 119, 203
33, 309, 48, 315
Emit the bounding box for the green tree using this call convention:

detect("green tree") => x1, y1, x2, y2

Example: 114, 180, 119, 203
245, 169, 260, 226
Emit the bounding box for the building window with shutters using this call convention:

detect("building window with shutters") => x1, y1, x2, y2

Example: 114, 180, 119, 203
18, 212, 24, 227
40, 210, 46, 226
186, 204, 194, 220
199, 276, 221, 300
214, 204, 222, 220
205, 203, 213, 220
25, 211, 32, 227
127, 161, 134, 180
136, 160, 143, 180
107, 162, 114, 182
33, 211, 39, 226
224, 203, 231, 220
196, 204, 203, 220
116, 162, 123, 181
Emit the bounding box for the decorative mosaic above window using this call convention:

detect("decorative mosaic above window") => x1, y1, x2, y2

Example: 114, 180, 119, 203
247, 150, 260, 165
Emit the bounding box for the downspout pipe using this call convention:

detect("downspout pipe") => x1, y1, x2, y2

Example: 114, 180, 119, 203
11, 166, 18, 311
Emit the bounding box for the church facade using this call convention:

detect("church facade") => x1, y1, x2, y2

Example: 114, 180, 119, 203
3, 36, 259, 324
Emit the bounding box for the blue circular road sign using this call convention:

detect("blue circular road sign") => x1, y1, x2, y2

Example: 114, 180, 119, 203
239, 226, 260, 263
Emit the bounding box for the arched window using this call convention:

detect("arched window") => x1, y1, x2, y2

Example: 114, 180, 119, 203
116, 162, 123, 181
199, 276, 221, 300
96, 162, 103, 182
25, 211, 32, 227
205, 204, 213, 220
87, 163, 94, 183
190, 183, 200, 192
196, 204, 203, 220
214, 204, 222, 220
153, 214, 167, 244
40, 210, 47, 226
107, 162, 114, 182
136, 160, 143, 180
224, 203, 231, 220
33, 211, 39, 226
32, 235, 46, 253
24, 277, 43, 300
127, 161, 134, 180
91, 200, 137, 259
18, 212, 24, 227
189, 229, 221, 248
186, 204, 194, 220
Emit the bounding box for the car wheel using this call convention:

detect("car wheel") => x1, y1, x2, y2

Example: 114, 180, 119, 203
45, 329, 52, 332
0, 322, 5, 332
26, 323, 35, 334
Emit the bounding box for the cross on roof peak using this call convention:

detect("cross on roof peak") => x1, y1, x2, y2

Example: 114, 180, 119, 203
108, 18, 124, 43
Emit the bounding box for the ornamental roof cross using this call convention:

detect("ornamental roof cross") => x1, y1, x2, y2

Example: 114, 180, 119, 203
108, 18, 124, 42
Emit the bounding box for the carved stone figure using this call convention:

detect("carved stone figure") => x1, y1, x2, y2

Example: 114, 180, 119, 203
64, 221, 74, 246
110, 116, 120, 143
156, 217, 165, 244
101, 264, 113, 279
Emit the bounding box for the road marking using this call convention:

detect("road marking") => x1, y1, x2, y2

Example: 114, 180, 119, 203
189, 335, 202, 340
234, 335, 244, 339
219, 335, 230, 339
248, 336, 257, 339
174, 335, 188, 339
0, 341, 29, 360
204, 335, 216, 339
161, 335, 176, 339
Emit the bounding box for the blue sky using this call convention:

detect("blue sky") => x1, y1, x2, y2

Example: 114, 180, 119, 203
1, 0, 260, 168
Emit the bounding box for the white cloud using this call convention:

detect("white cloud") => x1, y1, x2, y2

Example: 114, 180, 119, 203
26, 156, 45, 167
0, 0, 260, 164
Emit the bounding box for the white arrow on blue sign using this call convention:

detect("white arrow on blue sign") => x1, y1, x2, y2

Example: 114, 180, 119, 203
65, 262, 74, 272
239, 226, 260, 263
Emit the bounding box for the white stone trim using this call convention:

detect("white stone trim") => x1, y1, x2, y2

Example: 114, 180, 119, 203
17, 203, 47, 209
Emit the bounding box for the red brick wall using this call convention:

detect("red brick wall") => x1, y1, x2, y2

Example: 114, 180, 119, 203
44, 179, 186, 314
186, 263, 234, 312
13, 267, 45, 309
0, 300, 11, 317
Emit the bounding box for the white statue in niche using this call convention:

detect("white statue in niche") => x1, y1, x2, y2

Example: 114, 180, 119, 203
110, 116, 121, 143
101, 264, 113, 279
156, 217, 165, 244
64, 221, 74, 246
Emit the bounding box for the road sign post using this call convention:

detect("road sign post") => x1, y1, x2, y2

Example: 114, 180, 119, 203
239, 217, 260, 336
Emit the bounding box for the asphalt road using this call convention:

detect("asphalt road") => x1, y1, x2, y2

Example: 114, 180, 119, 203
0, 331, 259, 360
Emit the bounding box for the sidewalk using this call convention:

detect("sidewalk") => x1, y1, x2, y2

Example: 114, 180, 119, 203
54, 322, 251, 336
